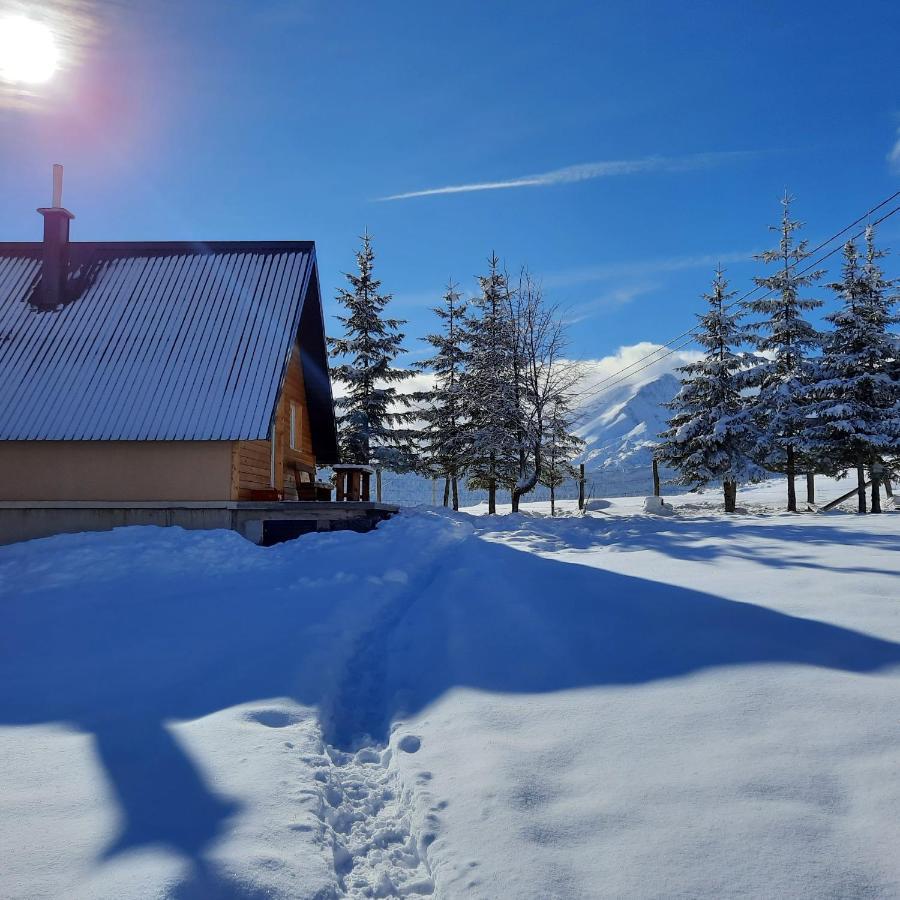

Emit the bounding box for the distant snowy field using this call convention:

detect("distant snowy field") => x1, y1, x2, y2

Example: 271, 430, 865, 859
2, 479, 899, 899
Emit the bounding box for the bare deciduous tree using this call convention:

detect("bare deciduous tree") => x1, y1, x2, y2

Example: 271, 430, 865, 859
508, 271, 582, 512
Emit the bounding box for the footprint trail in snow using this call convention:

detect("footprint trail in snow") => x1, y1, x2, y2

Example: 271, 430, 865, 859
310, 733, 436, 898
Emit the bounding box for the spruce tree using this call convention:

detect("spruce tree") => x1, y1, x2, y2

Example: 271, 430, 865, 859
658, 267, 764, 512
540, 398, 585, 516
463, 254, 519, 514
415, 282, 469, 510
746, 194, 824, 512
329, 233, 415, 470
800, 228, 900, 512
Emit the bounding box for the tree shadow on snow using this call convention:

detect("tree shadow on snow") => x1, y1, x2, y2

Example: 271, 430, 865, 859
488, 513, 900, 577
336, 533, 900, 745
1, 521, 899, 896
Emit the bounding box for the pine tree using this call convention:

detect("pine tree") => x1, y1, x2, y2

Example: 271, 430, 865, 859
658, 267, 764, 512
415, 282, 469, 510
800, 228, 900, 512
462, 254, 519, 514
329, 233, 415, 470
540, 398, 585, 516
746, 193, 824, 512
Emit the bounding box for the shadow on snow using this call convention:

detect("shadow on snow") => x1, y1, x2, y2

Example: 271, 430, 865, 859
1, 514, 898, 896
486, 511, 900, 576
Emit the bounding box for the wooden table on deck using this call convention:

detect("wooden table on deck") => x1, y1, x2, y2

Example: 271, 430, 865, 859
332, 464, 375, 502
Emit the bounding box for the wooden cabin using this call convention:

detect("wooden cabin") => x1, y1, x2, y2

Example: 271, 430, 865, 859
0, 202, 338, 502
0, 188, 397, 544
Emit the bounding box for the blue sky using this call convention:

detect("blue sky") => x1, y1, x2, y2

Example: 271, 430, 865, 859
1, 0, 898, 365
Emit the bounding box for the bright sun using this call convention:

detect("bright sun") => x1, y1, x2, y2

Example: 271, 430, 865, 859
0, 15, 59, 85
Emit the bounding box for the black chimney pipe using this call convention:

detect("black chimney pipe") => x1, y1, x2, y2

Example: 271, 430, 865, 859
34, 165, 74, 311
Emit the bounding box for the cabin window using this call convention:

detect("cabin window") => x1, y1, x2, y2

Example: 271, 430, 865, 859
290, 401, 299, 450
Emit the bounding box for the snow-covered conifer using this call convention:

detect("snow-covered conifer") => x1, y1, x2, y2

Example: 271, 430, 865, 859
540, 398, 585, 516
329, 233, 415, 470
800, 228, 900, 512
462, 254, 519, 514
415, 282, 469, 510
658, 267, 764, 512
745, 194, 823, 511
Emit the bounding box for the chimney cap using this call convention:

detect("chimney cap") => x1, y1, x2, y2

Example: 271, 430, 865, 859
37, 206, 75, 219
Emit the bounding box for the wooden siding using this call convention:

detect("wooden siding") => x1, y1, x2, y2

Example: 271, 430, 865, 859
231, 344, 316, 500
0, 441, 233, 501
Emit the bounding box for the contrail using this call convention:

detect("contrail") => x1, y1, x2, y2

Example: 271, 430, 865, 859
378, 151, 758, 201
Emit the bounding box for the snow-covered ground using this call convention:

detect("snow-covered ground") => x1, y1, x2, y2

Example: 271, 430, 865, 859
2, 479, 899, 898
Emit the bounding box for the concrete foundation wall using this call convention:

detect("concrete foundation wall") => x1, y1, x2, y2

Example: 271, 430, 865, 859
0, 501, 398, 546
0, 441, 234, 501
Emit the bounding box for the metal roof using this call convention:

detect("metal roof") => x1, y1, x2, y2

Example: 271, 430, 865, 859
0, 241, 339, 456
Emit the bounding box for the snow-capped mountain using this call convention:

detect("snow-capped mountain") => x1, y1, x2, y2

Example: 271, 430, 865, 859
574, 371, 681, 496
379, 363, 684, 505
371, 344, 693, 505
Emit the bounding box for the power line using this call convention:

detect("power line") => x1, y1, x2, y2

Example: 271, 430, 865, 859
569, 201, 900, 430
570, 191, 900, 413
577, 191, 900, 397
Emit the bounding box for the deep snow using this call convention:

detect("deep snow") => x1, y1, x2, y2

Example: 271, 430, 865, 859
1, 482, 899, 898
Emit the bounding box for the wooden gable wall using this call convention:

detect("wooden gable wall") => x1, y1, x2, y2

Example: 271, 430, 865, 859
230, 344, 316, 500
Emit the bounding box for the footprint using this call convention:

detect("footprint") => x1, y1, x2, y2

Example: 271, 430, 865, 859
398, 734, 422, 754
245, 710, 301, 728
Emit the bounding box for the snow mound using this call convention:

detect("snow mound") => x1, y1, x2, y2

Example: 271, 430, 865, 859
642, 495, 675, 515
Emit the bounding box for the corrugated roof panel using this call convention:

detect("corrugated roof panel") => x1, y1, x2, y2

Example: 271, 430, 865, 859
188, 252, 256, 439
0, 242, 318, 441
233, 251, 311, 440
220, 253, 283, 438
95, 254, 188, 439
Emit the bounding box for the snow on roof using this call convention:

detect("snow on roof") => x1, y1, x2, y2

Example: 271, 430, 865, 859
0, 242, 337, 450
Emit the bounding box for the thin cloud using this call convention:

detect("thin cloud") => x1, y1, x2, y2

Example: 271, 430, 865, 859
563, 282, 660, 325
544, 250, 757, 290
377, 151, 758, 201
889, 127, 900, 174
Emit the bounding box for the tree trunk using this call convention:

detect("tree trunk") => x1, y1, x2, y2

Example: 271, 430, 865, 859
871, 472, 882, 514
376, 467, 382, 503
451, 475, 459, 512
724, 479, 737, 513
786, 445, 797, 512
652, 458, 660, 497
856, 463, 867, 514
511, 490, 519, 513
488, 479, 496, 515
442, 476, 450, 507
806, 472, 815, 506
578, 463, 585, 511
883, 472, 894, 499
550, 482, 556, 517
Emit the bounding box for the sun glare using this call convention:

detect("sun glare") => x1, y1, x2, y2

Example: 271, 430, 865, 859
0, 15, 59, 85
